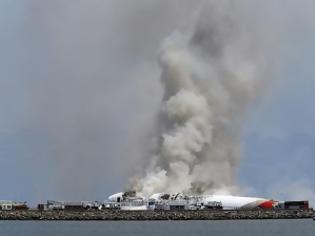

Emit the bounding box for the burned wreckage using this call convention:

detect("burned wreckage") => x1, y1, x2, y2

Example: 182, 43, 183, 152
106, 191, 274, 211
106, 191, 210, 210
106, 191, 310, 211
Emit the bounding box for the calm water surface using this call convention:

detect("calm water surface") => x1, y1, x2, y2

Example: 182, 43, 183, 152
0, 219, 314, 236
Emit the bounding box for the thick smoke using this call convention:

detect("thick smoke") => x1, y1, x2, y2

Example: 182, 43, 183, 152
132, 1, 274, 196
3, 0, 314, 205
22, 0, 286, 201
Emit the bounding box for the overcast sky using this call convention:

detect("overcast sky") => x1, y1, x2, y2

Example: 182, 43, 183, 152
0, 0, 315, 205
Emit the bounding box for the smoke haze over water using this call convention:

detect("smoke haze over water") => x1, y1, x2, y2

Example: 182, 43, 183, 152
25, 0, 199, 200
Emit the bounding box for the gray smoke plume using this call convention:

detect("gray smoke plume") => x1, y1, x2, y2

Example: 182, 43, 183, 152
131, 1, 277, 196
22, 0, 284, 201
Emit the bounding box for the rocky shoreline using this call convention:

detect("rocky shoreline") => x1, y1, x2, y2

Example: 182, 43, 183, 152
0, 209, 314, 221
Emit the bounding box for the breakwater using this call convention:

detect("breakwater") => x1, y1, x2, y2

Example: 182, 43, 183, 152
0, 209, 314, 221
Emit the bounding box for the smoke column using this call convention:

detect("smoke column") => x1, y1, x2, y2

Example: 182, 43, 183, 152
132, 1, 274, 196
22, 0, 283, 201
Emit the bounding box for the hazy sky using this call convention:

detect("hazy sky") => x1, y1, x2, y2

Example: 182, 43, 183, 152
0, 0, 315, 206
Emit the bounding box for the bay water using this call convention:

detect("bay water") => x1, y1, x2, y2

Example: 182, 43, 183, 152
0, 219, 314, 236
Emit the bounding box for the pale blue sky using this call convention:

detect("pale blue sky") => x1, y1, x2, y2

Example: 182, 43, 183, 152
0, 0, 315, 205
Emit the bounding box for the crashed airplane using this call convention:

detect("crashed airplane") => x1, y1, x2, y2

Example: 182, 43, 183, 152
107, 191, 276, 210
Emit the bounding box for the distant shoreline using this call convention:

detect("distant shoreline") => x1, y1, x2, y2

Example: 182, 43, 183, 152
0, 209, 314, 221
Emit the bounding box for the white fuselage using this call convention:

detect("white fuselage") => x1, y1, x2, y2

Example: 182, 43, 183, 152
203, 195, 272, 210
107, 192, 274, 210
